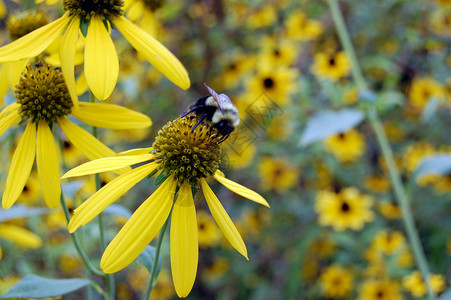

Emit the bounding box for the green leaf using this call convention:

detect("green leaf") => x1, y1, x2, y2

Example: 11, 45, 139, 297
137, 245, 162, 280
0, 205, 49, 222
414, 154, 451, 180
80, 18, 89, 37
155, 170, 170, 186
300, 109, 364, 146
0, 275, 92, 298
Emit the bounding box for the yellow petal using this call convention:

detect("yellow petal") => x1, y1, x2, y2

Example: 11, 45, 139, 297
0, 105, 21, 137
0, 102, 20, 119
60, 17, 80, 108
2, 122, 36, 209
72, 102, 152, 129
84, 16, 119, 100
213, 173, 270, 208
101, 178, 177, 273
0, 15, 69, 62
200, 178, 248, 259
113, 16, 190, 90
76, 71, 88, 95
62, 154, 154, 179
58, 118, 130, 173
36, 121, 61, 209
0, 224, 42, 248
171, 183, 198, 298
117, 147, 153, 156
68, 162, 157, 233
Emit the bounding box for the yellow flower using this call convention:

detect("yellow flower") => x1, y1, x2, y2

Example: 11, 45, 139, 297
247, 66, 298, 106
403, 271, 445, 298
284, 10, 323, 41
377, 201, 401, 219
201, 257, 229, 282
319, 264, 354, 298
408, 77, 445, 111
311, 51, 351, 82
246, 5, 277, 28
365, 175, 391, 193
197, 210, 222, 248
220, 52, 256, 89
358, 279, 403, 300
124, 0, 163, 37
430, 9, 451, 37
62, 114, 269, 298
0, 63, 151, 209
258, 37, 300, 68
324, 129, 366, 163
0, 223, 42, 258
315, 187, 374, 231
401, 141, 435, 174
309, 235, 336, 258
372, 230, 405, 255
0, 0, 190, 103
258, 156, 298, 193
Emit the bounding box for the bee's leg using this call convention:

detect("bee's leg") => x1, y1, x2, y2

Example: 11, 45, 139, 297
191, 114, 207, 132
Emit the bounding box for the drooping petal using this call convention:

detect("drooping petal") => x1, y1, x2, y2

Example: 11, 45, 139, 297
117, 147, 153, 156
0, 15, 70, 62
101, 178, 177, 273
171, 183, 198, 298
62, 154, 154, 179
0, 106, 21, 137
200, 179, 248, 259
58, 118, 129, 173
60, 17, 80, 108
36, 121, 61, 209
84, 16, 119, 100
68, 162, 158, 233
213, 173, 270, 208
2, 122, 36, 209
76, 71, 88, 95
72, 102, 152, 129
0, 224, 42, 248
0, 102, 20, 118
113, 16, 190, 90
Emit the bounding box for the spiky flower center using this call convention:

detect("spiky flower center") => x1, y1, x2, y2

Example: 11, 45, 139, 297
15, 64, 73, 124
153, 115, 222, 186
7, 11, 49, 41
63, 0, 123, 21
142, 0, 164, 11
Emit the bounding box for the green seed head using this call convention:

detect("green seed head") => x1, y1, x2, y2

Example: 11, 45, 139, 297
153, 115, 222, 186
7, 11, 49, 41
15, 63, 73, 124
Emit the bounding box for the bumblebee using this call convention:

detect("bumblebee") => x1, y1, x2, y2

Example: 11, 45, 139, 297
180, 84, 239, 142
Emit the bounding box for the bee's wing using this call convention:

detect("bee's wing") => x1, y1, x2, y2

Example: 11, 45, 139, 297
204, 83, 226, 113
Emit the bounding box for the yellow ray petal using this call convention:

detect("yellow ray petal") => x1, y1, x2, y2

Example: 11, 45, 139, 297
0, 102, 20, 118
58, 118, 130, 173
68, 162, 157, 233
200, 179, 248, 259
76, 71, 88, 95
36, 121, 61, 209
113, 16, 190, 90
213, 173, 270, 208
0, 15, 70, 62
2, 122, 36, 209
84, 16, 119, 100
62, 154, 154, 179
0, 224, 42, 249
72, 102, 152, 129
60, 17, 80, 108
117, 147, 153, 156
101, 178, 177, 273
171, 183, 198, 298
0, 106, 21, 137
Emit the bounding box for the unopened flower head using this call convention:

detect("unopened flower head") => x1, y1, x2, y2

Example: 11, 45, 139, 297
7, 11, 49, 41
16, 63, 73, 123
153, 116, 222, 186
63, 0, 123, 22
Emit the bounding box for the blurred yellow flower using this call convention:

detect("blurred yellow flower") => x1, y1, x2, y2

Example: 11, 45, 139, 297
324, 129, 366, 163
258, 156, 298, 193
401, 141, 435, 174
259, 36, 300, 68
408, 77, 445, 111
0, 223, 42, 251
284, 10, 323, 41
315, 187, 374, 231
220, 52, 256, 89
372, 230, 405, 255
311, 51, 351, 82
246, 5, 277, 28
377, 201, 401, 219
365, 175, 391, 193
358, 279, 403, 300
402, 271, 445, 298
319, 264, 354, 298
124, 0, 163, 37
201, 257, 229, 282
197, 210, 222, 248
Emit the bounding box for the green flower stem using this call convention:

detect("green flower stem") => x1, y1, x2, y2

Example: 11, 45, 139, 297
60, 193, 104, 277
327, 1, 435, 299
90, 91, 115, 300
143, 204, 174, 300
